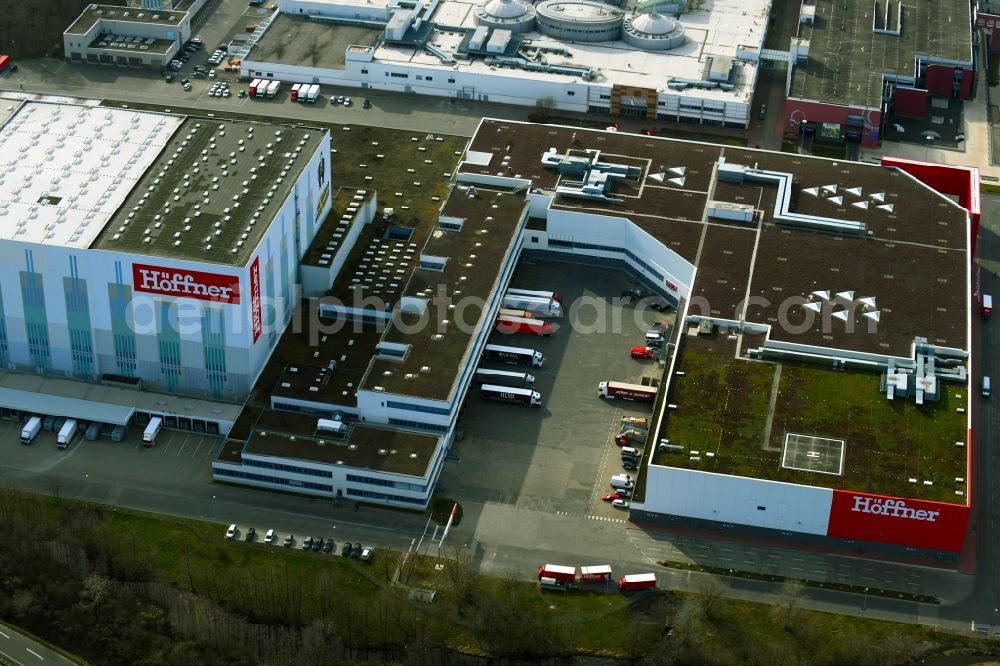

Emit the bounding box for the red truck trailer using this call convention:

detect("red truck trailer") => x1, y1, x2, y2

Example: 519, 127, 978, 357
495, 314, 553, 337
983, 294, 993, 320
538, 564, 577, 583
248, 78, 262, 96
579, 565, 613, 583
598, 381, 658, 402
290, 83, 302, 101
0, 55, 10, 73
618, 573, 656, 592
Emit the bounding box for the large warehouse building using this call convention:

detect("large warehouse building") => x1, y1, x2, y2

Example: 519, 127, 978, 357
0, 101, 331, 414
212, 115, 976, 559
237, 0, 769, 126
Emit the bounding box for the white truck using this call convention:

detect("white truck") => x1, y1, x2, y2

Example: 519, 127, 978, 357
502, 293, 562, 317
265, 80, 280, 98
20, 416, 41, 445
57, 418, 78, 449
143, 416, 163, 448
304, 84, 320, 103
254, 79, 269, 98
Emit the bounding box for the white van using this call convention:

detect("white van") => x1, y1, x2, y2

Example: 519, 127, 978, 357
984, 376, 991, 398
264, 529, 276, 544
620, 446, 640, 458
611, 476, 634, 490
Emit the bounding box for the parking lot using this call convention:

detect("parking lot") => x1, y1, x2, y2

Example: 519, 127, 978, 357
441, 260, 674, 549
223, 522, 375, 561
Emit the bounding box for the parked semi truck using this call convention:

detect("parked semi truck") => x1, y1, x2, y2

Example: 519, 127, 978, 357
618, 573, 657, 592
475, 368, 535, 388
483, 344, 544, 367
254, 79, 269, 97
304, 84, 320, 103
507, 288, 562, 304
480, 384, 541, 407
57, 418, 78, 449
290, 83, 302, 101
598, 381, 658, 402
265, 80, 280, 98
538, 564, 576, 583
20, 416, 41, 445
579, 565, 613, 583
498, 307, 533, 319
143, 416, 163, 448
495, 314, 553, 337
502, 294, 562, 317
983, 294, 993, 320
0, 55, 11, 74
249, 78, 262, 96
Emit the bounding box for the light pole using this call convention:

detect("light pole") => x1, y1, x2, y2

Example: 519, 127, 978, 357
861, 586, 869, 612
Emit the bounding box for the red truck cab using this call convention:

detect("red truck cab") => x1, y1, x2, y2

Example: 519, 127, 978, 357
983, 294, 993, 320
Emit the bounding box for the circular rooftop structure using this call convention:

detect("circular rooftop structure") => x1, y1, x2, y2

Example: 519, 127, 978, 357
535, 0, 624, 42
474, 0, 536, 33
623, 11, 685, 50
634, 0, 688, 14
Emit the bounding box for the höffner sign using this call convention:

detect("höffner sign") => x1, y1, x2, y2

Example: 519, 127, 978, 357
132, 264, 241, 304
850, 496, 941, 522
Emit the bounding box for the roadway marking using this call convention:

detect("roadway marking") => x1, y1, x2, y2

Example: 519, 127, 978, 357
0, 630, 7, 639
587, 515, 626, 524
0, 648, 23, 666
24, 648, 41, 660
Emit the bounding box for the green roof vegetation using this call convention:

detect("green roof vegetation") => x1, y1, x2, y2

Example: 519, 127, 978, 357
654, 334, 968, 502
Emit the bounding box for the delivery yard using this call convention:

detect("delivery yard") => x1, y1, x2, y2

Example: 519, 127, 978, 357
439, 261, 672, 533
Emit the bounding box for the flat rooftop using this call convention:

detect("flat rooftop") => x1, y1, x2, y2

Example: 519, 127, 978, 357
463, 120, 969, 358
789, 0, 973, 108
0, 102, 182, 249
360, 190, 527, 401
302, 188, 373, 267
251, 13, 381, 70
93, 117, 325, 266
252, 0, 763, 104
66, 4, 187, 34
241, 415, 440, 477
90, 34, 175, 56
650, 332, 968, 503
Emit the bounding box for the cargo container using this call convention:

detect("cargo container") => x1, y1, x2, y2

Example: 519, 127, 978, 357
0, 55, 10, 73
249, 78, 262, 96
618, 573, 656, 592
983, 294, 993, 320
498, 307, 533, 319
502, 294, 562, 317
480, 384, 541, 407
507, 288, 562, 304
598, 381, 658, 402
316, 418, 348, 435
57, 418, 78, 449
538, 564, 576, 583
474, 368, 535, 388
254, 79, 269, 97
143, 416, 163, 447
483, 344, 544, 367
84, 421, 101, 441
265, 80, 280, 98
579, 565, 613, 583
290, 83, 302, 101
495, 314, 553, 337
20, 416, 41, 445
305, 84, 320, 103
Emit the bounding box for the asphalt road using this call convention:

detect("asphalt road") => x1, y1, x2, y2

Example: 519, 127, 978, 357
0, 622, 75, 666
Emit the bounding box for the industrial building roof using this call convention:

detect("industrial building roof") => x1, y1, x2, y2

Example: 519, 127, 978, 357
360, 190, 528, 401
65, 4, 188, 34
248, 0, 766, 105
0, 102, 182, 249
93, 117, 325, 266
462, 120, 969, 359
789, 0, 974, 108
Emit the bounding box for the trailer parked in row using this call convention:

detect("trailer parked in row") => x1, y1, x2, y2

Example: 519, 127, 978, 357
502, 294, 562, 317
20, 416, 41, 445
143, 416, 163, 448
249, 78, 263, 96
290, 83, 302, 101
495, 314, 553, 337
474, 368, 535, 388
498, 307, 533, 319
265, 80, 280, 98
507, 288, 563, 304
482, 344, 544, 367
304, 84, 320, 103
598, 381, 658, 402
538, 564, 577, 583
480, 384, 541, 407
57, 418, 78, 449
618, 573, 657, 592
579, 565, 613, 583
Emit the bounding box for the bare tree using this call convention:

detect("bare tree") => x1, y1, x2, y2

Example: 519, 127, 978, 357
774, 579, 805, 628
696, 577, 726, 622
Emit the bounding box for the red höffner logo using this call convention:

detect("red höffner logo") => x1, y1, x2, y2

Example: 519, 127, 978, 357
851, 496, 940, 522
133, 264, 240, 304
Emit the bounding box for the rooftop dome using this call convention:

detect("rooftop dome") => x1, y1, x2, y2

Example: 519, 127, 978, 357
483, 0, 530, 19
623, 10, 685, 50
630, 11, 676, 34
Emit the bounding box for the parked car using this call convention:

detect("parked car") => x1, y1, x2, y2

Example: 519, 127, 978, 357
283, 534, 293, 547
622, 288, 648, 302
182, 83, 192, 91
302, 536, 313, 550
601, 492, 622, 502
612, 499, 630, 509
351, 543, 363, 559
225, 524, 237, 539
360, 547, 373, 561
758, 104, 766, 120
264, 529, 276, 544
630, 346, 654, 360
312, 537, 323, 552
323, 539, 335, 553
343, 97, 352, 106
165, 74, 174, 83
622, 461, 639, 471
362, 98, 372, 109
245, 527, 256, 542
341, 541, 352, 557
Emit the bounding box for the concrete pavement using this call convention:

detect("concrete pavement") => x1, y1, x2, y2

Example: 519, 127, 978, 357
0, 622, 77, 666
